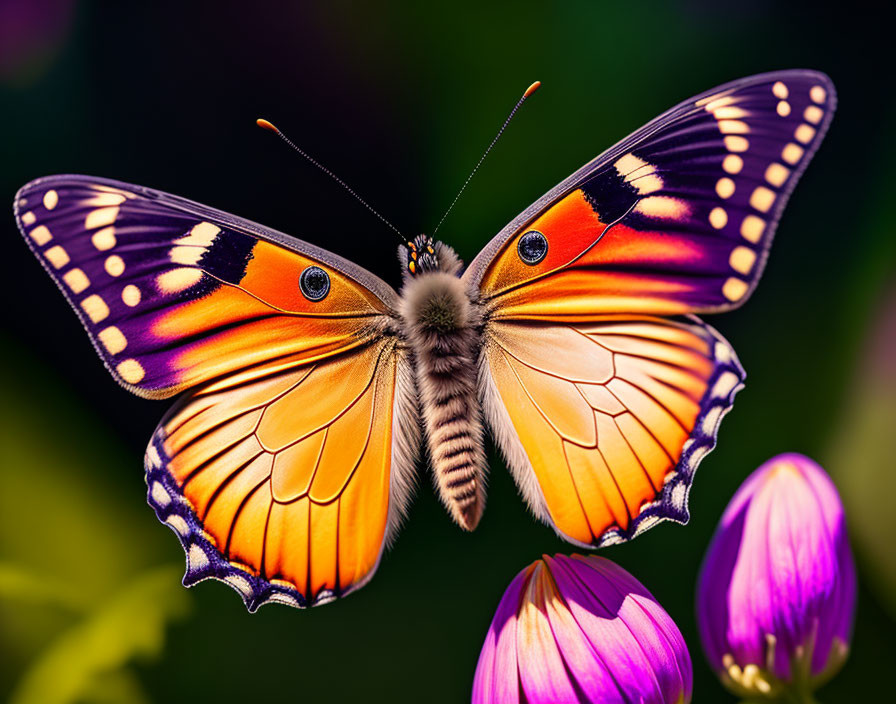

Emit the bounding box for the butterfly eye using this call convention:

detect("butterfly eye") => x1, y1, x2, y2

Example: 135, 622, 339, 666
517, 230, 548, 265
299, 266, 330, 301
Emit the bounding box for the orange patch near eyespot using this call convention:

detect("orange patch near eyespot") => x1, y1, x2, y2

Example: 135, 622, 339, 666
480, 190, 607, 296
241, 242, 388, 317
485, 220, 707, 320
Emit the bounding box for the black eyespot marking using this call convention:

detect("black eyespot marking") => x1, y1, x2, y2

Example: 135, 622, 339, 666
300, 266, 330, 301
517, 230, 548, 265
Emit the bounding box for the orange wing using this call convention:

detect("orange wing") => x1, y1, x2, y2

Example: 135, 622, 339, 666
146, 338, 419, 610
480, 317, 743, 546
14, 176, 395, 398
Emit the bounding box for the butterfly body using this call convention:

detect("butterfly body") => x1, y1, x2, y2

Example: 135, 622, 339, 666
398, 236, 487, 529
14, 70, 836, 610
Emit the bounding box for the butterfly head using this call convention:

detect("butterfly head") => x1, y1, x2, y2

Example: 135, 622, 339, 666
400, 234, 462, 278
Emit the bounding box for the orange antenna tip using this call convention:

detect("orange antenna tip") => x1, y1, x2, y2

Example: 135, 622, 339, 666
524, 81, 541, 98
256, 118, 280, 134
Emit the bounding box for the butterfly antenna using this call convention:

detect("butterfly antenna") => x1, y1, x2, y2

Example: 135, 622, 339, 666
431, 80, 541, 238
257, 118, 406, 243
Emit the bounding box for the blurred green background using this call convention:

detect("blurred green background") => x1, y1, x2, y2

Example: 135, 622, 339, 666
2, 1, 894, 702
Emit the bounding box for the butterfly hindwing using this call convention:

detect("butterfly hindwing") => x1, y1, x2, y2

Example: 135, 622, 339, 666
146, 339, 419, 610
14, 175, 396, 398
480, 316, 743, 546
465, 70, 835, 319
470, 70, 833, 546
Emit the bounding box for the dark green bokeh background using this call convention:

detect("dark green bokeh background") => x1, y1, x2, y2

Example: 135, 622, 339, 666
2, 1, 894, 702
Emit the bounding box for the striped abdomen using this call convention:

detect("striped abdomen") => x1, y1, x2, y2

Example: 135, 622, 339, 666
400, 271, 487, 530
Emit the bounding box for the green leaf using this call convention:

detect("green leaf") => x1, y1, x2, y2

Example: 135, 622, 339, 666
8, 566, 190, 704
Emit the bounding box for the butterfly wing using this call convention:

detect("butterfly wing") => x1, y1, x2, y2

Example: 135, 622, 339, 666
468, 70, 834, 546
15, 176, 419, 608
15, 175, 396, 398
147, 338, 419, 610
480, 316, 741, 547
465, 70, 835, 318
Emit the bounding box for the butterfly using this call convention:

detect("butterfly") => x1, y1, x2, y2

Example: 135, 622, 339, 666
14, 70, 834, 611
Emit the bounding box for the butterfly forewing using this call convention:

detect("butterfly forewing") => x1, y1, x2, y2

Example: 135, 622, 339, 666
466, 70, 835, 318
14, 176, 394, 398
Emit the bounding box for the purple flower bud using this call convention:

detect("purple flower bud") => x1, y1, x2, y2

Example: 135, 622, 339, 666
473, 554, 692, 704
697, 453, 856, 699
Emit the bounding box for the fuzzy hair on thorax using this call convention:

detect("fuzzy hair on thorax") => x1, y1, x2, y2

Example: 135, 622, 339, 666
398, 242, 487, 530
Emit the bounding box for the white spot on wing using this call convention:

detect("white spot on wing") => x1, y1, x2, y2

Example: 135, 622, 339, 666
187, 544, 210, 570
165, 514, 189, 537
151, 481, 171, 507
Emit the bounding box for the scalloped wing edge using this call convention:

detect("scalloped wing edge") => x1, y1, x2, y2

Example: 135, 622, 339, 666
145, 435, 312, 612
480, 316, 745, 549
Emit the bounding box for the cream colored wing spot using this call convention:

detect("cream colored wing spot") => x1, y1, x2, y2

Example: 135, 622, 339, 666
781, 143, 804, 165
718, 120, 749, 134
43, 190, 59, 210
711, 106, 750, 119
169, 222, 222, 266
44, 245, 70, 269
146, 443, 162, 469
151, 481, 171, 508
614, 153, 663, 195
62, 268, 90, 294
804, 105, 823, 125
105, 255, 125, 277
81, 294, 110, 323
810, 85, 827, 104
794, 124, 816, 144
729, 246, 757, 275
187, 543, 210, 570
21, 211, 36, 226
116, 358, 145, 384
722, 277, 749, 302
722, 155, 743, 174
177, 221, 221, 247
709, 207, 728, 230
170, 246, 205, 266
29, 225, 52, 246
697, 93, 737, 109
85, 207, 119, 229
98, 326, 127, 354
84, 192, 126, 207
157, 268, 203, 293
165, 514, 190, 538
715, 178, 735, 199
91, 227, 116, 251
740, 215, 765, 243
749, 187, 775, 213
765, 163, 790, 188
776, 101, 791, 117
633, 196, 689, 219
772, 81, 789, 99
724, 136, 748, 152
122, 284, 141, 307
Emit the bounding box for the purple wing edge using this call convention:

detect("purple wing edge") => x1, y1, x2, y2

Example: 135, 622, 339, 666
144, 433, 322, 612
593, 317, 746, 548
